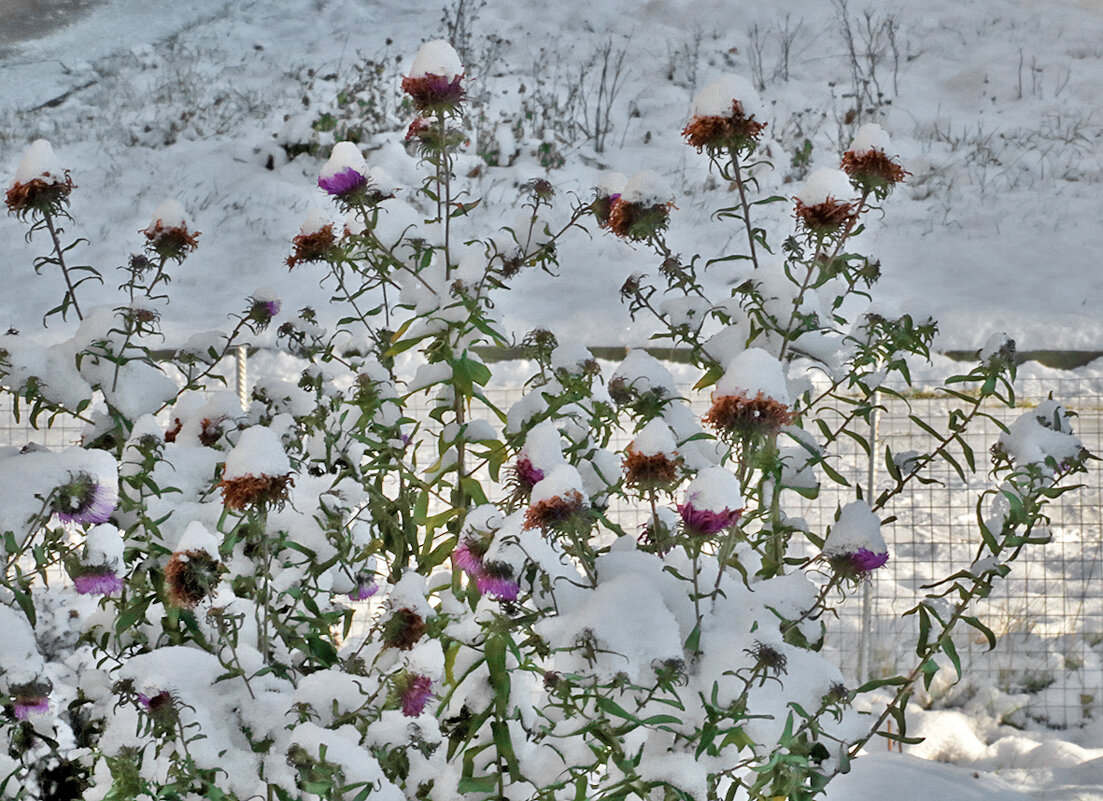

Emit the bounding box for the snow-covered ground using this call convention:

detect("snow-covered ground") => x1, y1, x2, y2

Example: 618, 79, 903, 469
5, 0, 1103, 797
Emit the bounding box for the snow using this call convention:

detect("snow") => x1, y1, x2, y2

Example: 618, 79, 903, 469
848, 123, 892, 155
407, 40, 463, 80
144, 199, 186, 230
796, 167, 857, 205
619, 169, 673, 206
681, 466, 742, 513
222, 425, 292, 478
530, 463, 586, 505
630, 417, 678, 457
690, 73, 764, 120
298, 207, 330, 236
715, 347, 791, 404
83, 524, 124, 570
823, 500, 887, 556
319, 140, 367, 179
11, 139, 64, 185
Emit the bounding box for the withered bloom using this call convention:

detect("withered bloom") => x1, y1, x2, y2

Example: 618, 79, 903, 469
622, 447, 681, 492
841, 148, 909, 198
523, 489, 585, 531
164, 549, 221, 609
603, 197, 672, 241
143, 220, 200, 262
682, 100, 767, 153
401, 73, 465, 113
382, 607, 427, 651
218, 473, 294, 511
794, 197, 858, 237
285, 224, 337, 269
703, 390, 794, 439
6, 174, 74, 220
746, 641, 788, 677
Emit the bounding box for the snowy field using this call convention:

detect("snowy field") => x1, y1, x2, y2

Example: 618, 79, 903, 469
5, 0, 1103, 798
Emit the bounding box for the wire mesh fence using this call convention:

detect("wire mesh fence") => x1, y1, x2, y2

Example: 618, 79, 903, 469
4, 363, 1100, 726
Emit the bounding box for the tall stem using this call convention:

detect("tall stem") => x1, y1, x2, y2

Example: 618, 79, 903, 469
730, 149, 760, 271
42, 211, 83, 321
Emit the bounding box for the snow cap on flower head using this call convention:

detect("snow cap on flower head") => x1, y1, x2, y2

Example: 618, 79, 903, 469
5, 139, 73, 218
623, 418, 682, 492
401, 40, 465, 113
142, 200, 199, 261
598, 170, 674, 241
823, 500, 889, 579
71, 524, 125, 596
841, 124, 909, 199
677, 466, 744, 535
218, 426, 294, 511
794, 168, 859, 237
524, 464, 587, 531
683, 74, 767, 152
286, 209, 337, 268
704, 348, 794, 439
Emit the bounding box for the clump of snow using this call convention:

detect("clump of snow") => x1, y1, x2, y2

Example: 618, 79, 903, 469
550, 341, 596, 376
320, 141, 367, 179
408, 40, 463, 79
848, 123, 892, 155
12, 139, 64, 185
796, 168, 856, 205
519, 420, 565, 470
681, 466, 742, 513
823, 500, 886, 555
298, 208, 331, 236
690, 74, 764, 120
630, 418, 678, 457
997, 400, 1081, 467
611, 349, 677, 397
620, 170, 673, 206
595, 171, 627, 196
176, 520, 220, 554
714, 347, 790, 404
145, 199, 187, 230
530, 463, 586, 505
84, 524, 124, 571
223, 426, 292, 479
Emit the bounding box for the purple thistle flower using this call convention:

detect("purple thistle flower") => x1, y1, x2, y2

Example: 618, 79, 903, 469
263, 300, 280, 317
828, 548, 889, 580
54, 472, 117, 525
401, 73, 465, 113
13, 696, 49, 720
677, 502, 742, 536
476, 561, 519, 601
452, 537, 486, 577
514, 457, 546, 491
318, 166, 369, 197
348, 581, 378, 602
73, 570, 123, 596
401, 674, 433, 717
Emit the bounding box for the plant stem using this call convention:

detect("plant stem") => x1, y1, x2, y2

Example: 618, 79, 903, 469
730, 148, 760, 271
42, 211, 83, 321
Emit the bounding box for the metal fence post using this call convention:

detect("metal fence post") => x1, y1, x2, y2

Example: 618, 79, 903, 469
236, 345, 248, 411
857, 389, 879, 683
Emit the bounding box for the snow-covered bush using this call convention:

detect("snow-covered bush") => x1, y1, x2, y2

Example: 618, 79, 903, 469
0, 43, 1088, 801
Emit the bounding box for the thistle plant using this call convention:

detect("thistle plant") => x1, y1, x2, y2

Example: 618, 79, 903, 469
0, 43, 1087, 801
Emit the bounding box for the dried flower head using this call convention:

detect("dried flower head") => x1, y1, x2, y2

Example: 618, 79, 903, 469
603, 197, 672, 241
285, 224, 337, 269
746, 641, 788, 677
382, 607, 427, 651
622, 447, 681, 492
703, 390, 794, 439
794, 197, 858, 237
402, 40, 465, 113
247, 297, 281, 331
841, 148, 909, 198
143, 220, 200, 262
218, 473, 294, 511
525, 177, 555, 201
524, 489, 585, 531
683, 100, 767, 153
164, 549, 222, 609
6, 140, 73, 219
